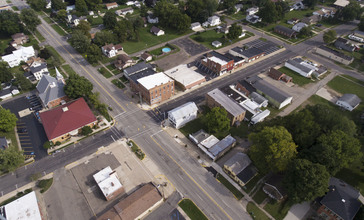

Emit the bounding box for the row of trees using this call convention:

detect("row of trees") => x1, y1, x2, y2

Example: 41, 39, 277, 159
0, 9, 40, 37
249, 104, 362, 203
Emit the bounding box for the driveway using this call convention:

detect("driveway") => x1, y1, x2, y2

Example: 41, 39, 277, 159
283, 202, 311, 220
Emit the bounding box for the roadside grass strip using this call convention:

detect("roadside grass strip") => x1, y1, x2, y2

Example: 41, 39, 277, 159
178, 198, 208, 220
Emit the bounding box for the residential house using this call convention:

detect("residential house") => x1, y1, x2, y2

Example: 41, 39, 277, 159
317, 178, 361, 220
39, 97, 98, 144
140, 52, 152, 62
36, 71, 67, 108
0, 137, 10, 150
131, 72, 174, 105
115, 7, 133, 16
263, 175, 287, 201
101, 44, 123, 58
147, 14, 159, 24
336, 94, 361, 111
274, 25, 297, 38
218, 24, 231, 34
105, 2, 118, 10
212, 41, 222, 48
168, 102, 198, 129
114, 54, 135, 70
292, 22, 308, 32
284, 58, 315, 78
207, 15, 221, 26
268, 68, 292, 83
353, 30, 364, 39
244, 76, 293, 109
301, 15, 321, 25
67, 14, 80, 26
335, 37, 356, 52
28, 63, 49, 81
23, 57, 46, 72
10, 33, 29, 48
246, 6, 259, 15
199, 51, 234, 76
313, 8, 336, 18
123, 62, 153, 79
164, 64, 206, 90
246, 15, 261, 24
66, 5, 75, 12
223, 152, 258, 187
315, 45, 354, 65
93, 166, 125, 201
291, 1, 304, 10
0, 86, 19, 100
150, 26, 165, 36
191, 22, 201, 31
45, 0, 51, 9
235, 4, 243, 13
1, 46, 35, 68
334, 0, 349, 8
206, 88, 246, 125
287, 18, 299, 25
229, 47, 265, 63
97, 183, 163, 220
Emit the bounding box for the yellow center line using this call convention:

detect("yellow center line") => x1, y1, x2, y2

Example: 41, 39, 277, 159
39, 24, 126, 112
150, 136, 233, 220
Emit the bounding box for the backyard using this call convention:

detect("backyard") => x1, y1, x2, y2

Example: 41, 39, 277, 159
278, 66, 313, 86
246, 202, 270, 220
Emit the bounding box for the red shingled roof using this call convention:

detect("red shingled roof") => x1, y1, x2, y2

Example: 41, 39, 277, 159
40, 98, 97, 140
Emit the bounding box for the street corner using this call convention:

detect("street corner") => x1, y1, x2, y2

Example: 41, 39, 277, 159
154, 174, 176, 199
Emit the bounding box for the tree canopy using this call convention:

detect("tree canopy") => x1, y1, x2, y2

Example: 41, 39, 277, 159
154, 1, 191, 33
284, 159, 330, 203
14, 73, 34, 91
93, 31, 116, 46
249, 126, 298, 173
227, 23, 242, 40
103, 11, 118, 29
0, 148, 25, 172
28, 0, 47, 11
51, 0, 66, 10
186, 0, 218, 22
204, 107, 230, 136
0, 11, 23, 36
259, 1, 279, 23
20, 8, 41, 32
0, 108, 18, 132
70, 30, 91, 53
75, 0, 88, 15
0, 61, 12, 83
64, 74, 93, 99
303, 0, 318, 8
86, 43, 102, 64
336, 2, 362, 21
323, 30, 337, 44
359, 17, 364, 31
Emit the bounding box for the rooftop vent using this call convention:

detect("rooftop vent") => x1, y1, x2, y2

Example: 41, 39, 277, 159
342, 199, 346, 203
62, 107, 69, 112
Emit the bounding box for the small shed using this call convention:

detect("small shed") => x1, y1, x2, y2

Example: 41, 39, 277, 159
212, 41, 222, 48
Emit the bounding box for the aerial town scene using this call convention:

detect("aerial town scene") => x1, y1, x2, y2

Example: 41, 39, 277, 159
0, 0, 363, 219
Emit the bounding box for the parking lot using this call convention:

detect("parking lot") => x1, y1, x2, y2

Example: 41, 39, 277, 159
1, 95, 48, 159
173, 38, 209, 56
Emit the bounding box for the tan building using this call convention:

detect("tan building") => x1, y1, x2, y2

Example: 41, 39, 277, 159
315, 45, 354, 65
206, 88, 246, 125
224, 152, 258, 187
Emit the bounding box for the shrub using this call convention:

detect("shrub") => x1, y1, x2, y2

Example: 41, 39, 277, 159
81, 126, 93, 136
55, 141, 61, 146
38, 178, 53, 193
43, 141, 51, 149
195, 36, 204, 42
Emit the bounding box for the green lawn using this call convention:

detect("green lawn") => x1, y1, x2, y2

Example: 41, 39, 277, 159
278, 66, 313, 86
111, 79, 125, 89
264, 199, 292, 220
0, 129, 18, 151
247, 202, 270, 220
122, 26, 192, 54
43, 16, 53, 24
11, 6, 19, 11
252, 187, 268, 204
128, 140, 145, 160
0, 35, 11, 54
45, 45, 65, 64
216, 174, 244, 200
230, 123, 249, 139
34, 30, 46, 42
229, 11, 246, 20
106, 64, 119, 74
179, 116, 207, 137
51, 24, 67, 36
327, 75, 364, 101
23, 35, 39, 48
244, 174, 264, 194
120, 76, 128, 83
61, 64, 77, 76
178, 199, 208, 220
38, 178, 53, 193
98, 67, 113, 78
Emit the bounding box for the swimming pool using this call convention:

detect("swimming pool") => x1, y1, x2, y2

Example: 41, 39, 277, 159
162, 47, 171, 53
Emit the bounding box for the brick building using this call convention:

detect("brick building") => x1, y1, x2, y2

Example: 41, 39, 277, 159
200, 51, 234, 76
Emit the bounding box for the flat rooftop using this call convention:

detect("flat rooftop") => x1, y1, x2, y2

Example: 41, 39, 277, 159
93, 166, 123, 200
137, 72, 173, 90
2, 191, 42, 220
207, 88, 246, 117
164, 64, 206, 88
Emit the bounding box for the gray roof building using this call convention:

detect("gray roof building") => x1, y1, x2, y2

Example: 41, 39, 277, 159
231, 47, 265, 60
36, 75, 66, 108
334, 38, 355, 52
123, 62, 153, 78
338, 94, 361, 108
224, 152, 258, 184
128, 68, 156, 84
209, 135, 236, 158
317, 45, 353, 61
30, 63, 47, 74
247, 76, 292, 103
207, 88, 246, 118
250, 92, 268, 106
274, 25, 297, 38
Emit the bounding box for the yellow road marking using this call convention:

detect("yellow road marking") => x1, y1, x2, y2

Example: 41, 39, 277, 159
150, 136, 233, 220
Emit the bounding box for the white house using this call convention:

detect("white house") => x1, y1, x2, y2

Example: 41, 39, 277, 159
246, 15, 261, 24
235, 4, 243, 13
46, 0, 51, 9
1, 46, 35, 68
207, 16, 221, 26
291, 1, 304, 10
0, 87, 19, 100
191, 22, 201, 31
101, 44, 123, 58
246, 7, 259, 15
292, 22, 308, 32
67, 14, 80, 26
115, 7, 134, 16
212, 41, 222, 48
150, 26, 165, 36
147, 14, 159, 24
336, 94, 361, 111
284, 58, 315, 78
168, 102, 198, 129
66, 5, 75, 12
313, 8, 336, 18
30, 63, 49, 80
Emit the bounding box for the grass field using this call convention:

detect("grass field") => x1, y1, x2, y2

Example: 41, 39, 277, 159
34, 30, 45, 42
264, 199, 292, 220
106, 64, 119, 74
111, 79, 125, 89
128, 140, 145, 160
49, 67, 65, 78
11, 6, 18, 11
43, 16, 53, 24
247, 202, 270, 220
244, 174, 264, 194
0, 130, 18, 151
252, 187, 268, 204
122, 26, 192, 54
0, 35, 11, 54
98, 67, 113, 78
216, 174, 244, 200
45, 46, 65, 64
61, 64, 77, 76
278, 66, 313, 86
178, 199, 208, 220
120, 76, 128, 83
51, 24, 67, 36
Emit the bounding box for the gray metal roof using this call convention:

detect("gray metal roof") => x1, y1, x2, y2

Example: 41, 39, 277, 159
318, 46, 353, 61
236, 164, 257, 184
36, 75, 66, 106
123, 62, 153, 77
232, 47, 264, 59
250, 77, 292, 103
286, 58, 312, 74
320, 178, 361, 220
338, 94, 361, 108
209, 135, 236, 157
250, 92, 267, 105
334, 38, 355, 52
207, 88, 246, 117
224, 152, 252, 175
30, 63, 47, 74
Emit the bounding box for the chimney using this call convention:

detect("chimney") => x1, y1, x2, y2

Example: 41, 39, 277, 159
342, 199, 345, 203
62, 107, 69, 112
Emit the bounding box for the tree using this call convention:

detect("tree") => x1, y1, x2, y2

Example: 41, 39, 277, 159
86, 43, 102, 64
81, 126, 92, 135
303, 0, 318, 8
358, 17, 364, 31
337, 2, 361, 21
75, 0, 88, 15
103, 11, 117, 29
222, 0, 238, 14
75, 20, 91, 37
204, 107, 230, 136
39, 48, 52, 59
57, 9, 67, 21
305, 130, 362, 175
323, 30, 337, 44
85, 0, 101, 11
0, 108, 17, 132
20, 8, 41, 32
51, 0, 65, 10
28, 0, 47, 11
227, 23, 242, 40
69, 30, 91, 53
14, 73, 33, 91
154, 1, 191, 32
64, 74, 93, 99
0, 147, 25, 172
284, 159, 330, 203
0, 11, 23, 36
93, 31, 116, 46
299, 26, 312, 38
249, 126, 298, 173
259, 1, 278, 23
0, 62, 13, 83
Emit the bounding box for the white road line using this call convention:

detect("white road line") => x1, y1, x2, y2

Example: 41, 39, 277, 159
111, 135, 116, 142
15, 184, 18, 189
151, 129, 163, 137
